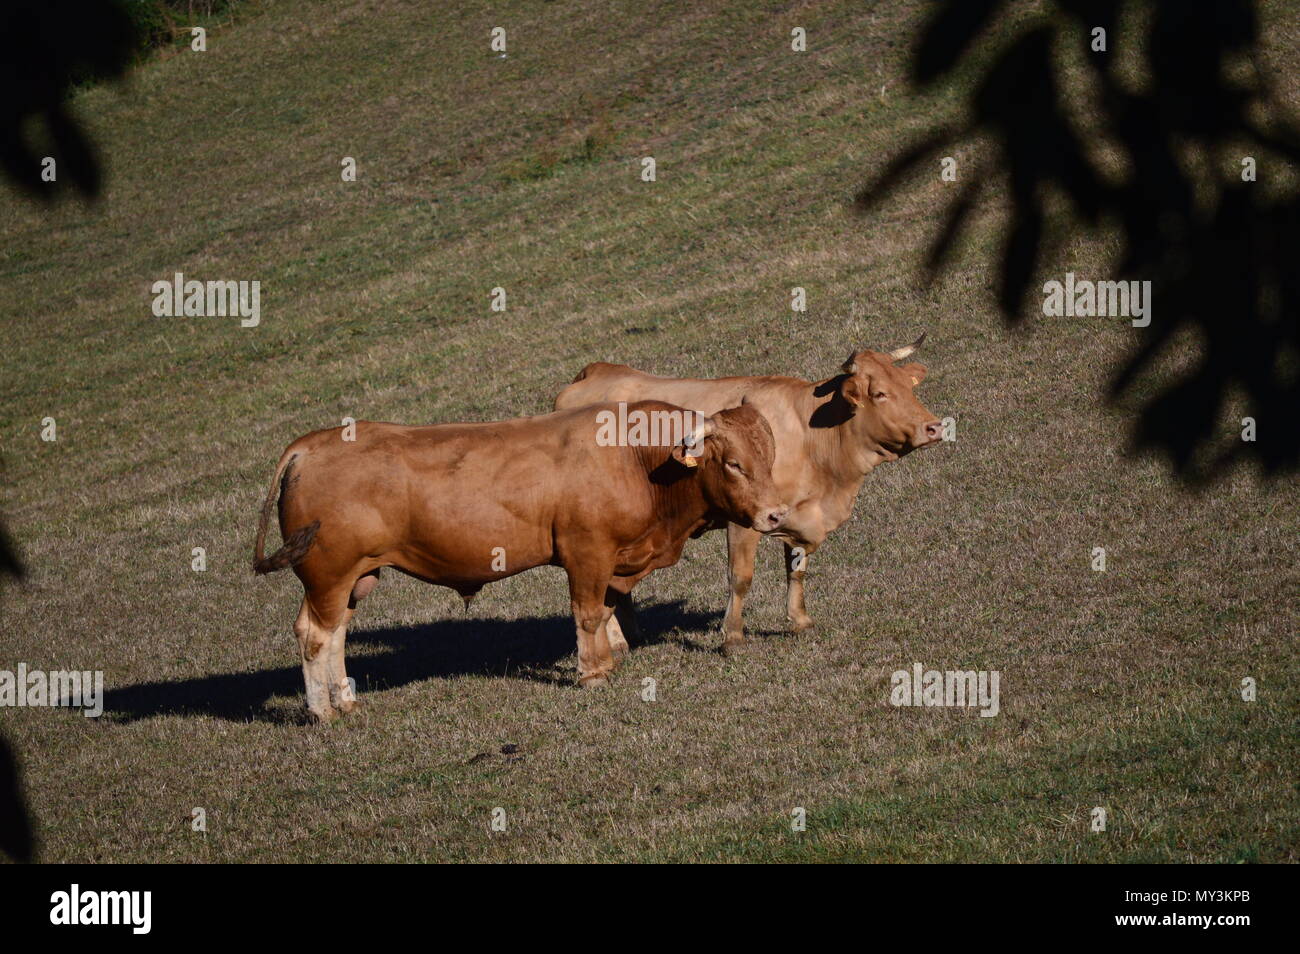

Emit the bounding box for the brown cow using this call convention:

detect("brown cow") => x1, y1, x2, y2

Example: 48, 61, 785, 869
554, 336, 943, 653
252, 401, 788, 722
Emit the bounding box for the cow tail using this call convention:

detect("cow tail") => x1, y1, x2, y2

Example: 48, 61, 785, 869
252, 452, 319, 575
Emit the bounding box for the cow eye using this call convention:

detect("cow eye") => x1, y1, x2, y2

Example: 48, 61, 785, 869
871, 391, 889, 402
726, 459, 746, 476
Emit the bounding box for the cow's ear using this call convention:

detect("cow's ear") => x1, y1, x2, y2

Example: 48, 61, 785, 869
672, 415, 714, 468
840, 353, 859, 374
671, 442, 700, 468
900, 362, 927, 386
840, 374, 866, 408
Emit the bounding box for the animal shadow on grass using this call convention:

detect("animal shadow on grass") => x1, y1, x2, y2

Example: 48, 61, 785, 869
100, 600, 722, 725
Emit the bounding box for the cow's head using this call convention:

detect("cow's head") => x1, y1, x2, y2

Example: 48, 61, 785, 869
673, 403, 789, 532
837, 334, 943, 458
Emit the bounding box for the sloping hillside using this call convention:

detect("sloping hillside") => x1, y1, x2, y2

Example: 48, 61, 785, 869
0, 0, 1296, 862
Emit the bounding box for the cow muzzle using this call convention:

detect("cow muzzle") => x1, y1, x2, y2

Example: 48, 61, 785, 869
753, 504, 790, 533
912, 419, 944, 448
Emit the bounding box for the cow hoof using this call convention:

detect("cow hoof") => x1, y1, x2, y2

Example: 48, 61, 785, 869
720, 638, 747, 656
332, 683, 361, 714
578, 674, 610, 689
788, 614, 815, 633
305, 705, 338, 725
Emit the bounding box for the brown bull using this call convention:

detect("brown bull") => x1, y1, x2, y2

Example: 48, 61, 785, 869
252, 401, 788, 721
555, 336, 943, 653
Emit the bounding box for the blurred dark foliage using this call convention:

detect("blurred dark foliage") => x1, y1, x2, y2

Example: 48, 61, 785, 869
0, 736, 34, 863
0, 520, 20, 581
858, 0, 1300, 481
0, 0, 137, 199
0, 0, 235, 865
0, 522, 30, 862
0, 0, 110, 863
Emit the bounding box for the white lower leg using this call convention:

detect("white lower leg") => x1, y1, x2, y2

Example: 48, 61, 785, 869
327, 617, 357, 712
605, 612, 629, 660
301, 652, 335, 720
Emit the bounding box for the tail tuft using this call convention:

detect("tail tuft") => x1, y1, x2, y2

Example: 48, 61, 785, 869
253, 520, 319, 575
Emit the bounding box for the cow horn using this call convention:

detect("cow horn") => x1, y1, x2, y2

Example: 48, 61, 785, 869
888, 332, 927, 362
689, 413, 715, 443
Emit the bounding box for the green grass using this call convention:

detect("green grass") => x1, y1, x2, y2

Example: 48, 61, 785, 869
0, 0, 1296, 863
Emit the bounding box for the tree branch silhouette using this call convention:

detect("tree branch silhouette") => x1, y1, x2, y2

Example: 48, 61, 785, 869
0, 0, 136, 200
859, 0, 1300, 482
0, 0, 139, 864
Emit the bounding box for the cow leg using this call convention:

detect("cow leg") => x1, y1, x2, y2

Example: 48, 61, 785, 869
293, 595, 343, 723
784, 541, 817, 632
570, 574, 616, 688
722, 523, 760, 654
604, 589, 636, 664
327, 568, 381, 713
326, 609, 357, 714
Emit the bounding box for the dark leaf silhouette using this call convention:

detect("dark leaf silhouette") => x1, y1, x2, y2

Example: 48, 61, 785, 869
0, 0, 131, 866
0, 0, 137, 200
0, 525, 20, 581
854, 128, 959, 212
0, 524, 29, 862
862, 0, 1300, 481
1000, 198, 1043, 319
913, 0, 1006, 84
925, 177, 981, 276
0, 737, 34, 863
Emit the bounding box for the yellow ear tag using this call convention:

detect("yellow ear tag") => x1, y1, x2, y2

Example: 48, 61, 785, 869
910, 376, 920, 386
679, 453, 699, 468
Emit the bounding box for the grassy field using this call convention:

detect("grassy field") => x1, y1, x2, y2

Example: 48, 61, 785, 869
1, 0, 1296, 863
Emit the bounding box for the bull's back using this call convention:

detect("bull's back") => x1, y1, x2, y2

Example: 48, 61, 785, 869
278, 419, 549, 582
277, 407, 666, 585
557, 363, 751, 416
